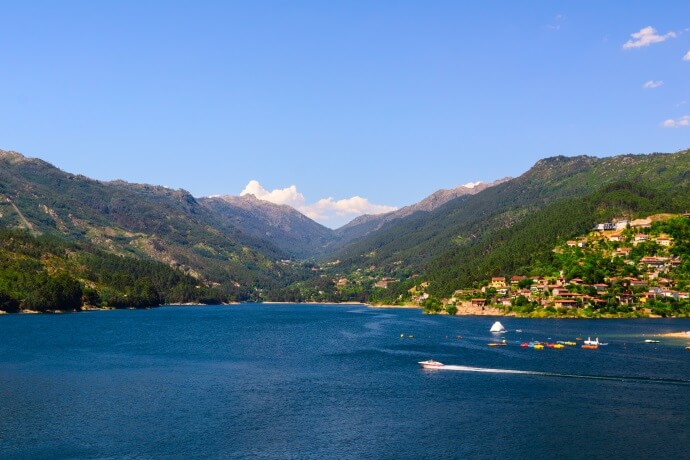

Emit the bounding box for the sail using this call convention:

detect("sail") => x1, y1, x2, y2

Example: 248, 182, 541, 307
490, 321, 506, 332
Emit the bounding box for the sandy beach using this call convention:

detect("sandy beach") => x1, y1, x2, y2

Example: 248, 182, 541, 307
367, 303, 509, 316
658, 331, 690, 338
452, 304, 509, 316
367, 304, 420, 309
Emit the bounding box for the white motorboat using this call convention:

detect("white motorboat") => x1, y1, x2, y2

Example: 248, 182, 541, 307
418, 360, 444, 369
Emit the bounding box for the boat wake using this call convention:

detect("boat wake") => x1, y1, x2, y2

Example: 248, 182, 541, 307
436, 365, 690, 386
441, 365, 532, 374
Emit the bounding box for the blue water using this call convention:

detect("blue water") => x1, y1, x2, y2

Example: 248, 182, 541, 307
1, 304, 689, 459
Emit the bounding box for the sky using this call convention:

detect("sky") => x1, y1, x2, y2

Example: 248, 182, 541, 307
1, 1, 689, 228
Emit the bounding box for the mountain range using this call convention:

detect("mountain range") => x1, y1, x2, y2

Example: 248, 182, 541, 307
1, 147, 690, 308
0, 149, 508, 264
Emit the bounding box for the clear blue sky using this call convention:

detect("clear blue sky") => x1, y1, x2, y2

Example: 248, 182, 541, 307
2, 1, 689, 227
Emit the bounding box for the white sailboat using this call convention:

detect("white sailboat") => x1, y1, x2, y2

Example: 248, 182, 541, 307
490, 321, 507, 333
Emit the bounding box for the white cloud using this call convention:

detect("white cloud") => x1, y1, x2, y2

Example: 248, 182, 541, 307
623, 26, 676, 49
684, 50, 690, 61
642, 80, 664, 89
240, 180, 306, 208
462, 181, 483, 189
240, 180, 397, 227
661, 115, 690, 128
303, 196, 397, 223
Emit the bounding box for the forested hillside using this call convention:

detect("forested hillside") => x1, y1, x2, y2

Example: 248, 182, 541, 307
0, 229, 226, 312
0, 150, 304, 298
330, 151, 690, 286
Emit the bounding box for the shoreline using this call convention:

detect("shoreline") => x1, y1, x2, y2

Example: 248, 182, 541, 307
262, 301, 367, 306
2, 301, 690, 321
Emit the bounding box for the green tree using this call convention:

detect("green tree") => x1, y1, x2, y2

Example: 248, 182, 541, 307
25, 273, 82, 311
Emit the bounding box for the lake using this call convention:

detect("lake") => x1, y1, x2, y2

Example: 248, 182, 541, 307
1, 304, 689, 459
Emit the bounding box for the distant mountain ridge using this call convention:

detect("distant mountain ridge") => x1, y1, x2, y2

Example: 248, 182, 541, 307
336, 178, 511, 242
399, 179, 512, 214
198, 194, 337, 258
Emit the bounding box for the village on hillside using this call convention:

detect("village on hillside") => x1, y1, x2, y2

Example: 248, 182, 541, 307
412, 214, 690, 317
